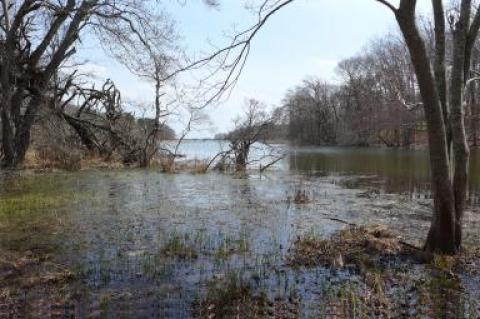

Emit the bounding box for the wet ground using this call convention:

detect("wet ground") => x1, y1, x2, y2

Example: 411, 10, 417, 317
1, 145, 480, 318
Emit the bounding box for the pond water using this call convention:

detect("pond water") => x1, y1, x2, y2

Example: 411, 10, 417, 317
173, 140, 480, 202
1, 143, 480, 318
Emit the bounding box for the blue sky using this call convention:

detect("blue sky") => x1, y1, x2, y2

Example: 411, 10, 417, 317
78, 0, 431, 138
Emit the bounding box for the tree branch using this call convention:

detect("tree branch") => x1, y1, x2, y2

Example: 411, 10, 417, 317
375, 0, 397, 13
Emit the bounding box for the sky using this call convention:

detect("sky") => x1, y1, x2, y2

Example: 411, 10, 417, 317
77, 0, 431, 138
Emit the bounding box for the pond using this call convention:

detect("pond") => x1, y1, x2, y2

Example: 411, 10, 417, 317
1, 143, 479, 318
174, 140, 480, 202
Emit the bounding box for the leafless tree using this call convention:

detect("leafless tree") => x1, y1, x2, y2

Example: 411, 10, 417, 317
217, 99, 283, 172
98, 6, 181, 166
375, 0, 480, 253
283, 79, 339, 145
0, 0, 202, 168
0, 0, 180, 168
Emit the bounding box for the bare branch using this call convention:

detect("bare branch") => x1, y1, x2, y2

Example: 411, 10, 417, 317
374, 0, 397, 13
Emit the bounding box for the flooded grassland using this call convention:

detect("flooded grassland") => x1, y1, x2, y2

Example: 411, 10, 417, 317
1, 145, 480, 318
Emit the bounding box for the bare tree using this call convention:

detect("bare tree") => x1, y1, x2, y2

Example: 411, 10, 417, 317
221, 99, 282, 171
374, 0, 480, 253
0, 0, 176, 168
98, 6, 181, 166
283, 79, 339, 145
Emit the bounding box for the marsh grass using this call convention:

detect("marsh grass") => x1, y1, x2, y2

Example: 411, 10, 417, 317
159, 230, 251, 261
193, 273, 269, 318
214, 233, 250, 259
290, 225, 480, 318
193, 269, 301, 319
161, 234, 199, 260
0, 192, 74, 216
0, 174, 78, 215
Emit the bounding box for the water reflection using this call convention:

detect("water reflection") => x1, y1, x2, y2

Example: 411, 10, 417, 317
172, 141, 480, 203
289, 146, 480, 205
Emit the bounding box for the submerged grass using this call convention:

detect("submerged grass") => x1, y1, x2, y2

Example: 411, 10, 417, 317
161, 233, 199, 260
193, 272, 298, 319
193, 273, 269, 318
0, 192, 74, 216
0, 174, 78, 216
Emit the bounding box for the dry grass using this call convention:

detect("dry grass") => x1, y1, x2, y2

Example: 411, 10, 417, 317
0, 250, 75, 319
190, 160, 209, 174
24, 148, 81, 171
434, 246, 480, 276
0, 250, 74, 289
293, 190, 310, 204
156, 157, 211, 174
22, 148, 211, 173
289, 225, 480, 318
158, 157, 176, 173
287, 225, 405, 270
23, 149, 123, 171
80, 152, 123, 170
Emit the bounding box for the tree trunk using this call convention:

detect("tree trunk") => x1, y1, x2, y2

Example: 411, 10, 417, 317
1, 93, 45, 168
395, 3, 457, 254
471, 87, 479, 146
449, 0, 471, 249
63, 115, 100, 152
1, 108, 17, 168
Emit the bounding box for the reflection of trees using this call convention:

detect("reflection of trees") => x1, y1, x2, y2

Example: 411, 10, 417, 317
288, 148, 480, 204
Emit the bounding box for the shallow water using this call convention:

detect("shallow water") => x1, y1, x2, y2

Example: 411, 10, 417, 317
1, 145, 480, 317
170, 141, 480, 200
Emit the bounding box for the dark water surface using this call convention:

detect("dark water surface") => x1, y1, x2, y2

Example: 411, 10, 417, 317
0, 144, 479, 317
289, 146, 480, 200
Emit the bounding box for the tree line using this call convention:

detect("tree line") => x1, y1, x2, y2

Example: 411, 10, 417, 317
271, 31, 480, 148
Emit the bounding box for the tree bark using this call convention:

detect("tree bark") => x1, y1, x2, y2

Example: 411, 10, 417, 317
395, 1, 456, 254
449, 0, 472, 249
1, 108, 16, 167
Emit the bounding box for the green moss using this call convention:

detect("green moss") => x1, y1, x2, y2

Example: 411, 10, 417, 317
0, 192, 74, 215
0, 174, 78, 216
